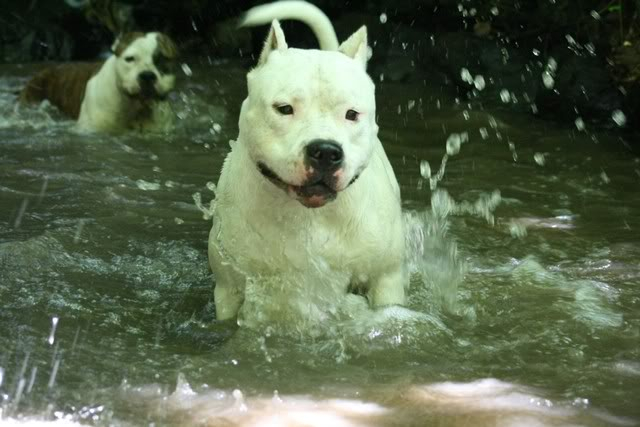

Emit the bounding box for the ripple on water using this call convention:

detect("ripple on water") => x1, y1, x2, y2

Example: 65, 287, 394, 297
509, 257, 623, 329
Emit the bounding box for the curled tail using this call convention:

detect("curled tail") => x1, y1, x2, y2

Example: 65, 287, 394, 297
240, 1, 339, 51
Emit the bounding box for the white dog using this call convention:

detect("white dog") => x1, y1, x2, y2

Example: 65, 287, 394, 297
209, 1, 407, 322
20, 32, 177, 132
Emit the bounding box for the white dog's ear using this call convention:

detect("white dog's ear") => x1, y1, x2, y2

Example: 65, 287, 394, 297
339, 26, 369, 68
258, 19, 288, 66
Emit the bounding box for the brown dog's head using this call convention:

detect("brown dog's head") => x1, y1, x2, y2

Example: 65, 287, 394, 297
111, 32, 179, 100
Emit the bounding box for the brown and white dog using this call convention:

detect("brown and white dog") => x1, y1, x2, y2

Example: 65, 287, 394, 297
19, 32, 178, 132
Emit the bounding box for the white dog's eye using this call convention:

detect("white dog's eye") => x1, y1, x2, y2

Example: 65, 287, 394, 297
124, 56, 136, 63
345, 109, 359, 121
274, 104, 294, 115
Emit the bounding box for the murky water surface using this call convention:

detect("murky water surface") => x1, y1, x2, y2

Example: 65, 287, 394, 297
1, 62, 639, 426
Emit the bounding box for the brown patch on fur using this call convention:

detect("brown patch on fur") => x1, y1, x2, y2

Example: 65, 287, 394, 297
19, 62, 103, 119
156, 33, 179, 59
112, 32, 145, 56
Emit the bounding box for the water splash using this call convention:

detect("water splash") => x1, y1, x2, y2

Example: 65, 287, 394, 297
47, 317, 59, 345
405, 187, 500, 314
193, 182, 217, 220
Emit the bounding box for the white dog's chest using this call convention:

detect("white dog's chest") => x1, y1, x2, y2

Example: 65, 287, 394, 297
215, 208, 366, 278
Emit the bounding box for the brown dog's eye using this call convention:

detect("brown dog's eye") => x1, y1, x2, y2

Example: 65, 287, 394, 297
124, 56, 136, 63
345, 109, 359, 121
275, 104, 294, 115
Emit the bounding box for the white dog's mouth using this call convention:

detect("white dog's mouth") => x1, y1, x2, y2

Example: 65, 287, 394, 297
125, 86, 170, 101
258, 162, 359, 208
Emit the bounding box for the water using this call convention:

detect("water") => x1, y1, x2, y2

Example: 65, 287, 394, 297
1, 61, 639, 426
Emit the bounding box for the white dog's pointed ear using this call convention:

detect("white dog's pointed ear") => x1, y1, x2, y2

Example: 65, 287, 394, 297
258, 20, 288, 66
339, 26, 369, 68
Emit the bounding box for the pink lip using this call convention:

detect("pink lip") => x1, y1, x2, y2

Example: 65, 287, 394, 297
298, 194, 329, 208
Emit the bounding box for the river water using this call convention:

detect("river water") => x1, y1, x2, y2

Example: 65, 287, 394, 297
0, 61, 639, 426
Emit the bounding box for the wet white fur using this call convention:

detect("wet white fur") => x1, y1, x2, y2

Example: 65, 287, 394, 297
209, 1, 407, 321
77, 32, 175, 132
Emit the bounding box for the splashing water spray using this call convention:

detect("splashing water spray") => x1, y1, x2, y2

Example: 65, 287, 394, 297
407, 131, 501, 316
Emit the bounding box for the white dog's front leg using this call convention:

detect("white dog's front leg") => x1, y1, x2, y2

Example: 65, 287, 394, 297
209, 239, 246, 320
368, 267, 407, 308
214, 280, 244, 320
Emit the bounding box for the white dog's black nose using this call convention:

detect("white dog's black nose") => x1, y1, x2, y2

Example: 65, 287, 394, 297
305, 140, 343, 171
138, 71, 157, 83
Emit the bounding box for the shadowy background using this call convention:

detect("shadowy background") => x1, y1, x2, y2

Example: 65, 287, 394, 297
1, 0, 638, 130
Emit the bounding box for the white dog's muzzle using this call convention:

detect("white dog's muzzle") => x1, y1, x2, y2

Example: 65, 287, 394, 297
257, 139, 361, 208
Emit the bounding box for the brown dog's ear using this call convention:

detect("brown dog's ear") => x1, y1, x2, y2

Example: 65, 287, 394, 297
156, 33, 179, 59
338, 26, 369, 69
111, 32, 145, 56
257, 20, 287, 66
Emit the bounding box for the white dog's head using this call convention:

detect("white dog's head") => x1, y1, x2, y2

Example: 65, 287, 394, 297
239, 21, 378, 208
112, 32, 178, 101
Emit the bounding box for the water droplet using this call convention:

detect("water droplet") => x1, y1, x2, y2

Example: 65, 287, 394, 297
532, 48, 540, 56
420, 160, 431, 178
611, 110, 626, 126
460, 68, 473, 84
542, 71, 555, 89
500, 89, 511, 103
446, 133, 468, 156
181, 63, 192, 77
48, 317, 59, 345
508, 141, 518, 161
491, 6, 499, 15
575, 117, 585, 131
379, 13, 387, 23
585, 43, 596, 56
473, 75, 486, 90
48, 359, 61, 389
479, 127, 489, 139
534, 152, 546, 166
600, 171, 610, 183
590, 10, 601, 20
13, 198, 29, 229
